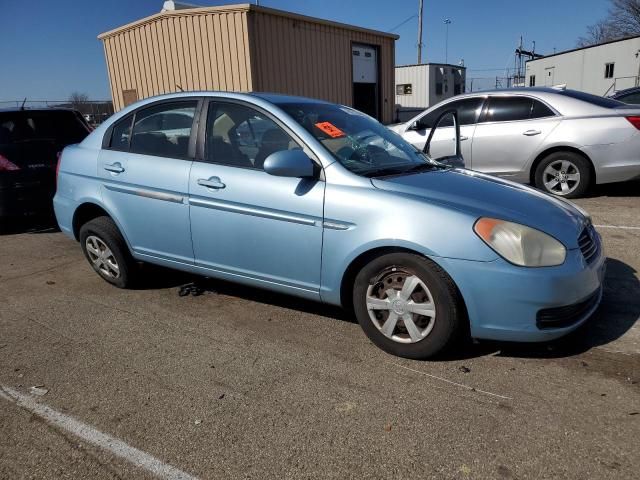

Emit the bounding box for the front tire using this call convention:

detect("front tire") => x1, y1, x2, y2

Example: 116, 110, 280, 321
353, 253, 464, 359
534, 151, 591, 198
79, 216, 136, 288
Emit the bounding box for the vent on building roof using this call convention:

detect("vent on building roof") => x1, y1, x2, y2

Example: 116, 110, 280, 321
161, 1, 201, 12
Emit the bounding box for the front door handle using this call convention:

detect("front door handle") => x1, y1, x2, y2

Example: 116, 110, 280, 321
523, 129, 541, 136
198, 177, 226, 190
104, 162, 125, 174
460, 135, 469, 141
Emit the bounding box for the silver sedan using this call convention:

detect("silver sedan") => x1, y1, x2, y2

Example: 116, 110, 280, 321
390, 88, 640, 197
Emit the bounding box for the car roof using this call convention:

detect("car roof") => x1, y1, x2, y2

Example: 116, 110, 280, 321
0, 107, 81, 114
111, 90, 332, 107
422, 87, 622, 117
250, 92, 332, 104
446, 87, 564, 99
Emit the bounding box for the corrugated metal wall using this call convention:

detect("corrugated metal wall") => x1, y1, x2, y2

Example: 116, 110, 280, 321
249, 10, 396, 123
395, 65, 429, 108
100, 5, 396, 122
101, 7, 253, 111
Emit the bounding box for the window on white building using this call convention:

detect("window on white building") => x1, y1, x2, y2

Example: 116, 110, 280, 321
529, 75, 536, 87
605, 63, 615, 79
396, 84, 413, 95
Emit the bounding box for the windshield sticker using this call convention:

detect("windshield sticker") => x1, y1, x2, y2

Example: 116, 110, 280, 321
315, 121, 345, 138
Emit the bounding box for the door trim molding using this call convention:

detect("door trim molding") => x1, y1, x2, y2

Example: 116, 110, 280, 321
104, 184, 184, 204
188, 197, 319, 226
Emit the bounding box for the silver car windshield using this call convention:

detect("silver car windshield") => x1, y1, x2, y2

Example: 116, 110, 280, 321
277, 102, 443, 177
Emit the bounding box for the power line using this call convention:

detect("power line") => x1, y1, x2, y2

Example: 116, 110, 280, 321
387, 14, 418, 33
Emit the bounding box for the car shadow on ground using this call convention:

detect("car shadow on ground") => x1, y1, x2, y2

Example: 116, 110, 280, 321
0, 214, 59, 235
138, 257, 638, 361
589, 180, 640, 198
135, 264, 353, 322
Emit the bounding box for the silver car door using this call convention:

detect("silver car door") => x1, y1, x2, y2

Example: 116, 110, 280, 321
401, 97, 484, 166
470, 96, 561, 180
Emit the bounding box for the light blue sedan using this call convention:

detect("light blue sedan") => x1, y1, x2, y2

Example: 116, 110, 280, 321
53, 92, 606, 359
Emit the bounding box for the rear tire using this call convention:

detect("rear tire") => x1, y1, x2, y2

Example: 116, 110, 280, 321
352, 253, 464, 359
79, 216, 136, 288
534, 151, 591, 198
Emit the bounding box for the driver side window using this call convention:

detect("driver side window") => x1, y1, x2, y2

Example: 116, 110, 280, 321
206, 102, 301, 170
416, 97, 485, 130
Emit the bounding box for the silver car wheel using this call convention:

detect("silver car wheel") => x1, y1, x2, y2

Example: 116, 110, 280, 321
85, 235, 120, 279
542, 159, 581, 196
366, 271, 436, 344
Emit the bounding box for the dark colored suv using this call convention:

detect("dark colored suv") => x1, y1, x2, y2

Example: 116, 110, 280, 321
0, 108, 90, 220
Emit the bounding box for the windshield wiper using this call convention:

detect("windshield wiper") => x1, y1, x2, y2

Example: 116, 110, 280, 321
398, 162, 452, 176
362, 167, 409, 178
364, 162, 444, 178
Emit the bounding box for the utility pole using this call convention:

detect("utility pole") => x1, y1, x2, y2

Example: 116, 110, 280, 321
444, 19, 452, 64
417, 0, 424, 64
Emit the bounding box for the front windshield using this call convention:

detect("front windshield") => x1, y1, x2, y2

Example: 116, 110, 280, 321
276, 102, 442, 177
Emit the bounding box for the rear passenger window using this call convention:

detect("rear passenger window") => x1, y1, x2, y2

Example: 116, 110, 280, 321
110, 114, 134, 151
129, 101, 197, 158
483, 97, 533, 122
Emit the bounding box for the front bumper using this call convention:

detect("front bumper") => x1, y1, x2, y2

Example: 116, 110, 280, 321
436, 246, 606, 342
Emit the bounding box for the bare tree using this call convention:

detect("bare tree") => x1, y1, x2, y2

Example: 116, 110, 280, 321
69, 92, 90, 114
577, 20, 616, 47
610, 0, 640, 36
578, 0, 640, 46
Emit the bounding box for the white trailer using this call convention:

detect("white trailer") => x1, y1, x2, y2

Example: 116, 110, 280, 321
394, 63, 466, 121
525, 35, 640, 96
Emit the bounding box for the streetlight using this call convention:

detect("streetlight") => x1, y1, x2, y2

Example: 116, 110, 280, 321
444, 19, 452, 64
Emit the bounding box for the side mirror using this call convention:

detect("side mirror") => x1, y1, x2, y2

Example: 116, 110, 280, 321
408, 120, 425, 131
263, 149, 315, 178
423, 109, 465, 168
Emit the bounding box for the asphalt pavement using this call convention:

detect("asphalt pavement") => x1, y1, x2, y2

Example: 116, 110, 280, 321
1, 183, 639, 479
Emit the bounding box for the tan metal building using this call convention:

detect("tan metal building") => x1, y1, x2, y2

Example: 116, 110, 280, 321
98, 3, 398, 123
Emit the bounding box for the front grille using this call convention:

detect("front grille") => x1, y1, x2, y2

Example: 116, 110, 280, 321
578, 225, 599, 264
536, 289, 601, 330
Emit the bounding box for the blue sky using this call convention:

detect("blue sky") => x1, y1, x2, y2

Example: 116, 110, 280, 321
0, 0, 610, 101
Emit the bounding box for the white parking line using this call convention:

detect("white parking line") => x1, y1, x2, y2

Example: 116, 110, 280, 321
594, 224, 640, 231
0, 386, 198, 480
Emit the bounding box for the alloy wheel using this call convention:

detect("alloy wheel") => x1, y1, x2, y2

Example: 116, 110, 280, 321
366, 269, 436, 344
85, 235, 120, 279
542, 159, 581, 196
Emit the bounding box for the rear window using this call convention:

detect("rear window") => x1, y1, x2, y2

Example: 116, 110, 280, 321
558, 90, 625, 108
0, 110, 89, 145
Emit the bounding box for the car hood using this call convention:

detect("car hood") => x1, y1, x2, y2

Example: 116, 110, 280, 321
371, 168, 588, 249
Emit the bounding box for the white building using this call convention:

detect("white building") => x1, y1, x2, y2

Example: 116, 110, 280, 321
526, 35, 640, 96
394, 63, 466, 121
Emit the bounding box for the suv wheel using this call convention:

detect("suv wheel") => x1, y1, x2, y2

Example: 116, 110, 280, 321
534, 151, 591, 198
79, 216, 136, 288
353, 253, 464, 359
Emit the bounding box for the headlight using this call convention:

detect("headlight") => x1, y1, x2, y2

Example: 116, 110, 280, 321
474, 218, 566, 267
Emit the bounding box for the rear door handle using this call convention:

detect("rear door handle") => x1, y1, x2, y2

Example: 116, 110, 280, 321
523, 129, 541, 136
460, 135, 469, 141
104, 162, 125, 173
198, 177, 226, 189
